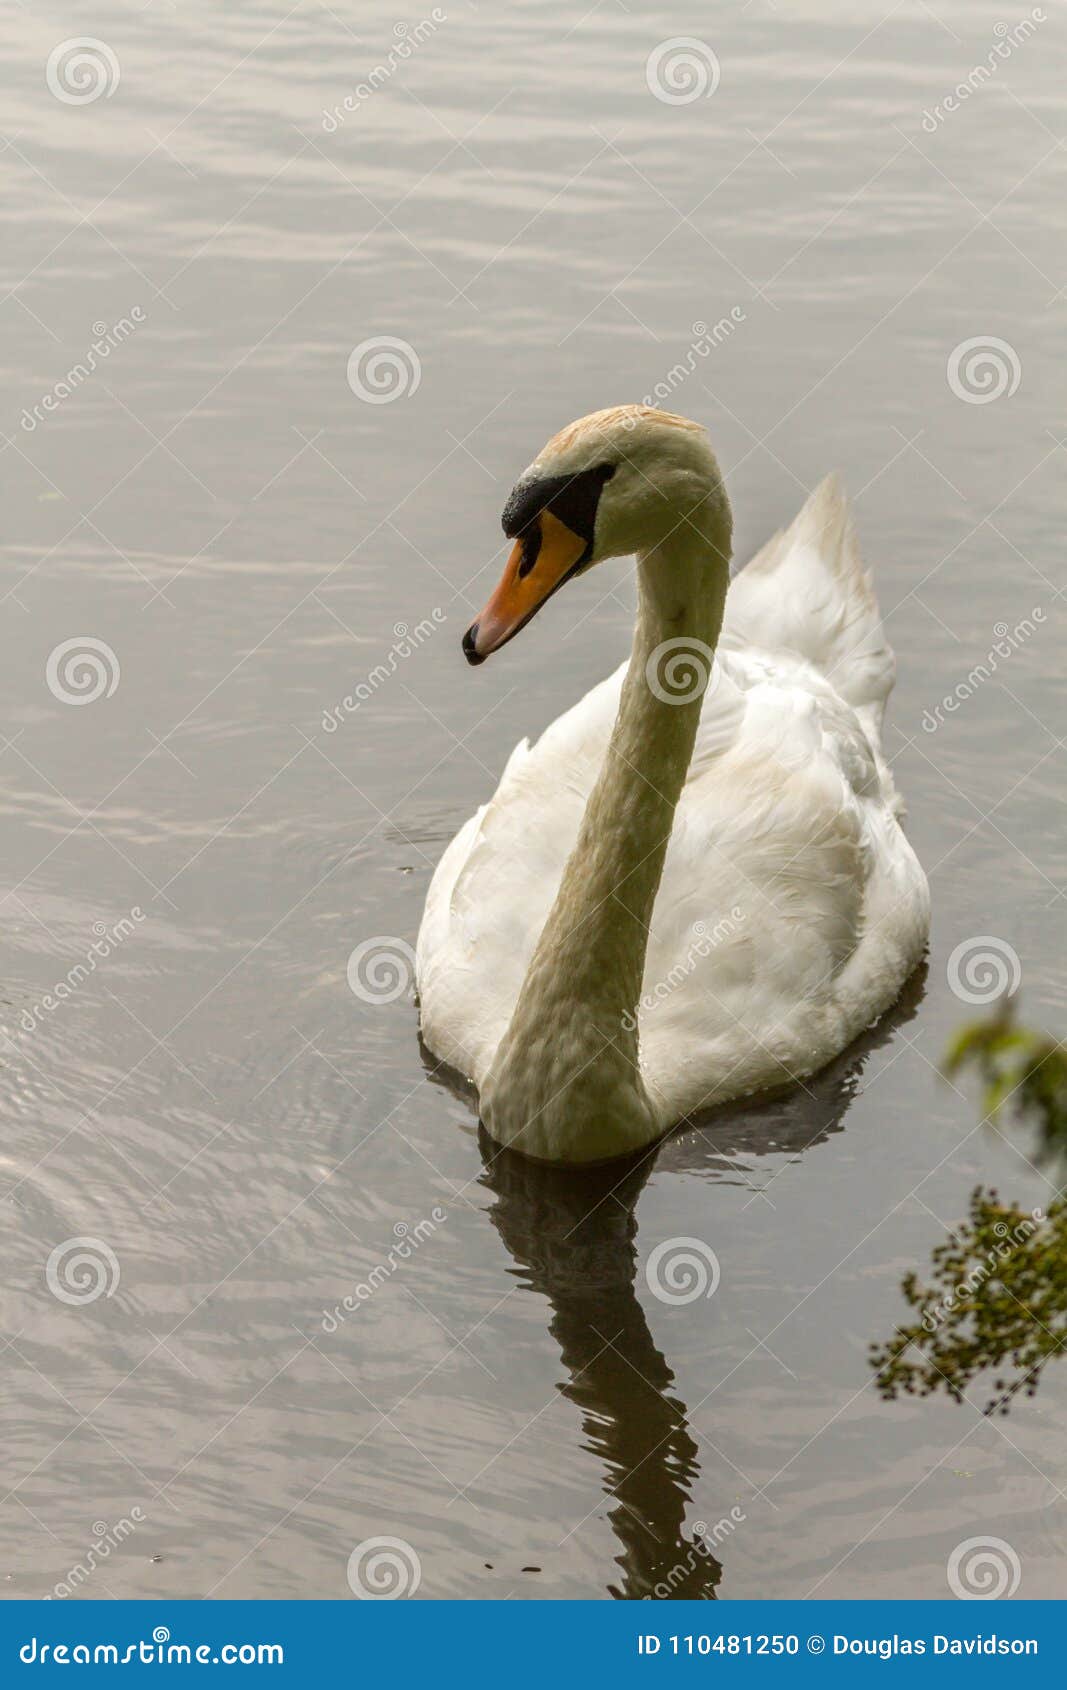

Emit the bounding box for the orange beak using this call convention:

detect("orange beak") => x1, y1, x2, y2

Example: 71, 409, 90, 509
463, 510, 589, 665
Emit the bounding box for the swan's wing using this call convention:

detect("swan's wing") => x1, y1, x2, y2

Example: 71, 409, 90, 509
640, 649, 927, 1123
722, 475, 896, 742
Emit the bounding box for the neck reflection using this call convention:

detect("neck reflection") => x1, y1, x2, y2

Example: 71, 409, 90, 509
477, 1138, 721, 1600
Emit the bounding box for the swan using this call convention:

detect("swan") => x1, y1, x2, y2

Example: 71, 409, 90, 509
415, 405, 929, 1165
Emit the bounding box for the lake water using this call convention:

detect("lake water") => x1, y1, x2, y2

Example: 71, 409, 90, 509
1, 0, 1064, 1601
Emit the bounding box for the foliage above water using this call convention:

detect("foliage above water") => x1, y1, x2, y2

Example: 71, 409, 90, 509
944, 1014, 1067, 1169
870, 1010, 1067, 1415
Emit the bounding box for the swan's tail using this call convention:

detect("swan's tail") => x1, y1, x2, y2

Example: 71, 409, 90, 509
722, 474, 895, 744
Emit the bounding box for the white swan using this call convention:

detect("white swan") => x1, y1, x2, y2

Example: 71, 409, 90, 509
416, 406, 929, 1164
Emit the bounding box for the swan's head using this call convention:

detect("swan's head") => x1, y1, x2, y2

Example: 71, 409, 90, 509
463, 405, 730, 664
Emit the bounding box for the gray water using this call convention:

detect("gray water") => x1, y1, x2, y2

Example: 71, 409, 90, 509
1, 0, 1064, 1601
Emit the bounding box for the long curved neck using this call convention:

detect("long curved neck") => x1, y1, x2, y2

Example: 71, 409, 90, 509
550, 534, 727, 1006
482, 521, 730, 1162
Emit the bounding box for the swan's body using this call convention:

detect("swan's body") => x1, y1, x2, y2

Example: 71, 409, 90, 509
416, 408, 929, 1164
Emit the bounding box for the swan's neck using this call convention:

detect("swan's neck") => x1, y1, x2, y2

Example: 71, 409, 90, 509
545, 540, 727, 1004
482, 524, 730, 1163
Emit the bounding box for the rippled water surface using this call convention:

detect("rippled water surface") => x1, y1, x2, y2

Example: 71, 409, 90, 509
2, 0, 1065, 1599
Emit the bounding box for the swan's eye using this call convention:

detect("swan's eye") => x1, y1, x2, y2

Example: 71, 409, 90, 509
501, 463, 616, 568
516, 523, 542, 580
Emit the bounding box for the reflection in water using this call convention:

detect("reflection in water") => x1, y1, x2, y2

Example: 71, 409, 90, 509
429, 965, 926, 1598
479, 1139, 721, 1599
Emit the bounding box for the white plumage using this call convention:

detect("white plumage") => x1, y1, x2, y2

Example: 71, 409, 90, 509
416, 409, 929, 1163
